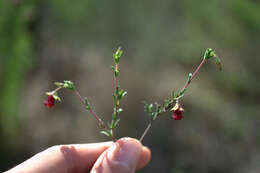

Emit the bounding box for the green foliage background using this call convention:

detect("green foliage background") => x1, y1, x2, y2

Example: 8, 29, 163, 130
0, 0, 259, 172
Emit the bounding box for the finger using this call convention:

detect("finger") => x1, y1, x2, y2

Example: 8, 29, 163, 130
6, 142, 113, 173
91, 137, 151, 173
136, 146, 151, 170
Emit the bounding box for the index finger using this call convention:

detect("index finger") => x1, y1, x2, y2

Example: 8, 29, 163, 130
6, 141, 113, 173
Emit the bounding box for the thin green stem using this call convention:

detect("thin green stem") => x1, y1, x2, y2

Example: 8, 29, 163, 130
139, 122, 152, 142
54, 87, 62, 93
111, 64, 119, 139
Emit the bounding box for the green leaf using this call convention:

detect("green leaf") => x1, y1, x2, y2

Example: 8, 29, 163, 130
204, 48, 216, 60
164, 98, 173, 111
149, 112, 155, 120
144, 102, 153, 114
112, 66, 118, 77
188, 73, 192, 80
114, 119, 120, 127
171, 91, 175, 99
113, 67, 119, 77
110, 129, 114, 136
113, 47, 123, 64
118, 90, 123, 100
153, 112, 158, 120
107, 122, 112, 129
122, 91, 127, 97
115, 87, 119, 96
53, 92, 61, 102
148, 104, 153, 112
111, 119, 120, 129
215, 57, 222, 71
117, 108, 123, 114
113, 95, 117, 105
54, 82, 64, 87
63, 80, 74, 90
118, 90, 127, 100
180, 88, 187, 96
175, 88, 187, 100
144, 103, 155, 119
156, 104, 162, 114
100, 130, 111, 137
84, 97, 91, 110
164, 99, 170, 107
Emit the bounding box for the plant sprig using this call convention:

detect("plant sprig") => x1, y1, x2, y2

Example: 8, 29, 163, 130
44, 47, 222, 143
101, 47, 127, 140
44, 48, 127, 142
140, 48, 222, 142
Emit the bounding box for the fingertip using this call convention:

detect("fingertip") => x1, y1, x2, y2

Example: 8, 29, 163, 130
119, 138, 151, 170
91, 137, 144, 173
136, 146, 151, 170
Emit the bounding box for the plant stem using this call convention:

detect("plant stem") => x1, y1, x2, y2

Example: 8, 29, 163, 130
139, 122, 152, 142
74, 88, 85, 105
182, 58, 206, 91
54, 87, 62, 93
73, 88, 106, 131
114, 64, 118, 90
111, 64, 119, 138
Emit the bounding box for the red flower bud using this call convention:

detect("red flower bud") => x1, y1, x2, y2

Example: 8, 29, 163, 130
44, 95, 55, 108
171, 103, 184, 120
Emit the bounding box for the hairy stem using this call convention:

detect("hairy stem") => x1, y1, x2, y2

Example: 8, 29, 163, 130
73, 88, 110, 137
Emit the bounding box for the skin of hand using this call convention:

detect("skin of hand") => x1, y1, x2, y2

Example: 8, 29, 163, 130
5, 137, 151, 173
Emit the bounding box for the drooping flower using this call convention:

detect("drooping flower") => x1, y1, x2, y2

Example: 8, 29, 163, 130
171, 102, 184, 120
44, 95, 55, 108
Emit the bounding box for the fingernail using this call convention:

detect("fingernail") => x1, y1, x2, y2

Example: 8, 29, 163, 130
107, 138, 142, 172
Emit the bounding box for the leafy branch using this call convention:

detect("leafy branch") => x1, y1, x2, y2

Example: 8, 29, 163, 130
140, 48, 222, 142
44, 47, 222, 143
44, 48, 127, 142
101, 47, 127, 140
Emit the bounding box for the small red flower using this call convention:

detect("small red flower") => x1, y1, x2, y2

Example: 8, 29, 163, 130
171, 103, 184, 120
44, 95, 55, 108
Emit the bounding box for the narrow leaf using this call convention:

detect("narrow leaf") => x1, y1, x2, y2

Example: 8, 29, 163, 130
122, 91, 127, 97
215, 57, 222, 71
63, 80, 74, 90
100, 130, 111, 137
54, 82, 64, 87
117, 108, 123, 114
84, 97, 91, 110
114, 119, 120, 128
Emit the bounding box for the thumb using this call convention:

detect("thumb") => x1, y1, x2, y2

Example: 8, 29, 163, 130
91, 137, 142, 173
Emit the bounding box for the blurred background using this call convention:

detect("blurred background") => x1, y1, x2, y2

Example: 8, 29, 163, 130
0, 0, 260, 172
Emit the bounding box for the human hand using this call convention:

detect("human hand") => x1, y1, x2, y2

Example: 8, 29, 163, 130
5, 137, 151, 173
